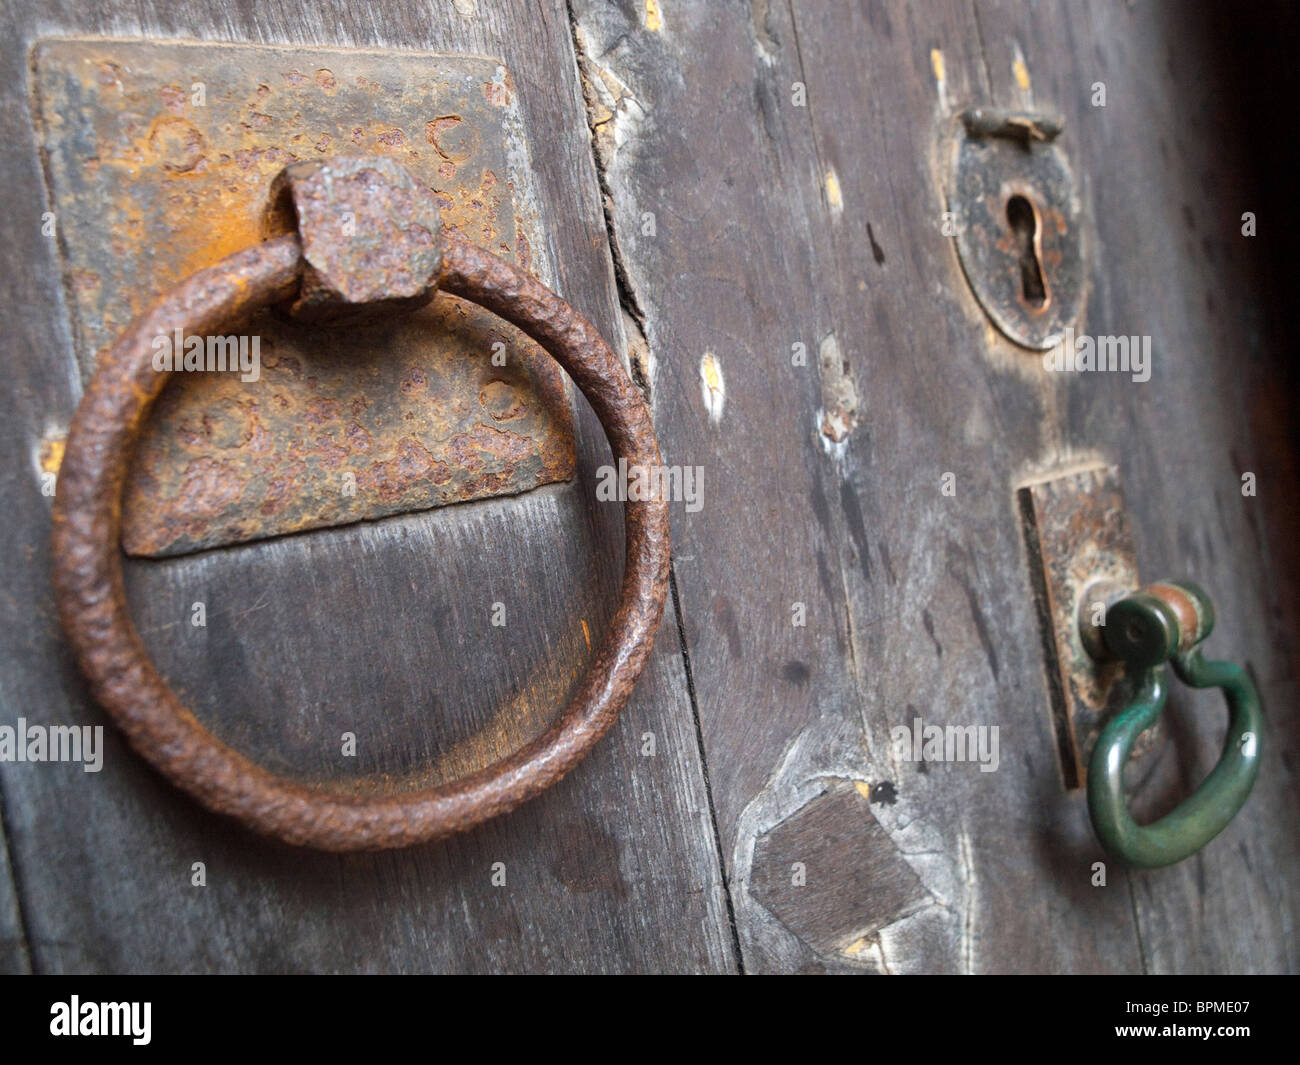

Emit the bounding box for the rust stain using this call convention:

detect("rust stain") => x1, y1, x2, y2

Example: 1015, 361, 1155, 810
51, 229, 670, 851
33, 40, 574, 557
39, 433, 66, 476
1017, 465, 1162, 790
951, 112, 1084, 350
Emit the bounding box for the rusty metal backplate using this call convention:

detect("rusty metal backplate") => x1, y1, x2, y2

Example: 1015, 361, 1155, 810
950, 116, 1085, 351
32, 39, 574, 557
1017, 464, 1161, 789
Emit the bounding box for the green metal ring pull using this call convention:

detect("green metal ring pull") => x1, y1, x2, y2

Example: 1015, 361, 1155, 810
1085, 580, 1263, 868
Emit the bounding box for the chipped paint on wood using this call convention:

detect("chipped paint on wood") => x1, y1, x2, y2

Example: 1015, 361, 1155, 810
700, 351, 725, 424
38, 431, 66, 477
930, 47, 948, 110
1011, 42, 1032, 96
816, 333, 857, 449
824, 168, 843, 216
1013, 56, 1031, 91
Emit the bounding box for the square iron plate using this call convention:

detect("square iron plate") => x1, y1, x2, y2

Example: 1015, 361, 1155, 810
32, 39, 575, 557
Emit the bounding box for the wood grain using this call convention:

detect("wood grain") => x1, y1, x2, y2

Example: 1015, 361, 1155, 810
0, 0, 735, 972
750, 783, 931, 955
1, 0, 1295, 974
570, 0, 1298, 972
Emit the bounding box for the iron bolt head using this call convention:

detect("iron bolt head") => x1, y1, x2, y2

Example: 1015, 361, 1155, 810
268, 156, 443, 323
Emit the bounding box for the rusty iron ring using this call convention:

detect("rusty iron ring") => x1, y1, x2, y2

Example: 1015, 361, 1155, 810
50, 231, 670, 851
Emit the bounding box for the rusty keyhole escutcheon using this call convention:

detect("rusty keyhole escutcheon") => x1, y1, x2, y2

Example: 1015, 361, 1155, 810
949, 108, 1086, 350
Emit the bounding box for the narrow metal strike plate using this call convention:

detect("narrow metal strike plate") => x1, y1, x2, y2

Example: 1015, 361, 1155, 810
1018, 464, 1161, 789
32, 39, 575, 557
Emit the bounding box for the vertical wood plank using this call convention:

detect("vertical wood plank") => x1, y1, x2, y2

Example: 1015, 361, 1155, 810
0, 808, 30, 972
571, 0, 1296, 972
568, 0, 1142, 972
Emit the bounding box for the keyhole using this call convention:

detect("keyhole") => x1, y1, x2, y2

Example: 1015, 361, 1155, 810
1006, 194, 1048, 308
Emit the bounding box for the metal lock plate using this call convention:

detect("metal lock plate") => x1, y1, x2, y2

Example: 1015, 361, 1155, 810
950, 109, 1085, 350
1018, 464, 1162, 789
32, 39, 575, 557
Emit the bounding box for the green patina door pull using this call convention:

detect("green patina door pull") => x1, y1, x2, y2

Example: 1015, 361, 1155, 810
1084, 581, 1263, 868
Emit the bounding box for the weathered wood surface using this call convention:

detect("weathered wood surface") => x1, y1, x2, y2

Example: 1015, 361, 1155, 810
0, 0, 735, 973
570, 0, 1298, 973
1045, 0, 1300, 974
0, 815, 26, 973
0, 0, 1296, 974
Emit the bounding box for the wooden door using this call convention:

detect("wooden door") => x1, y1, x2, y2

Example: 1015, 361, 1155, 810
1, 0, 1295, 974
